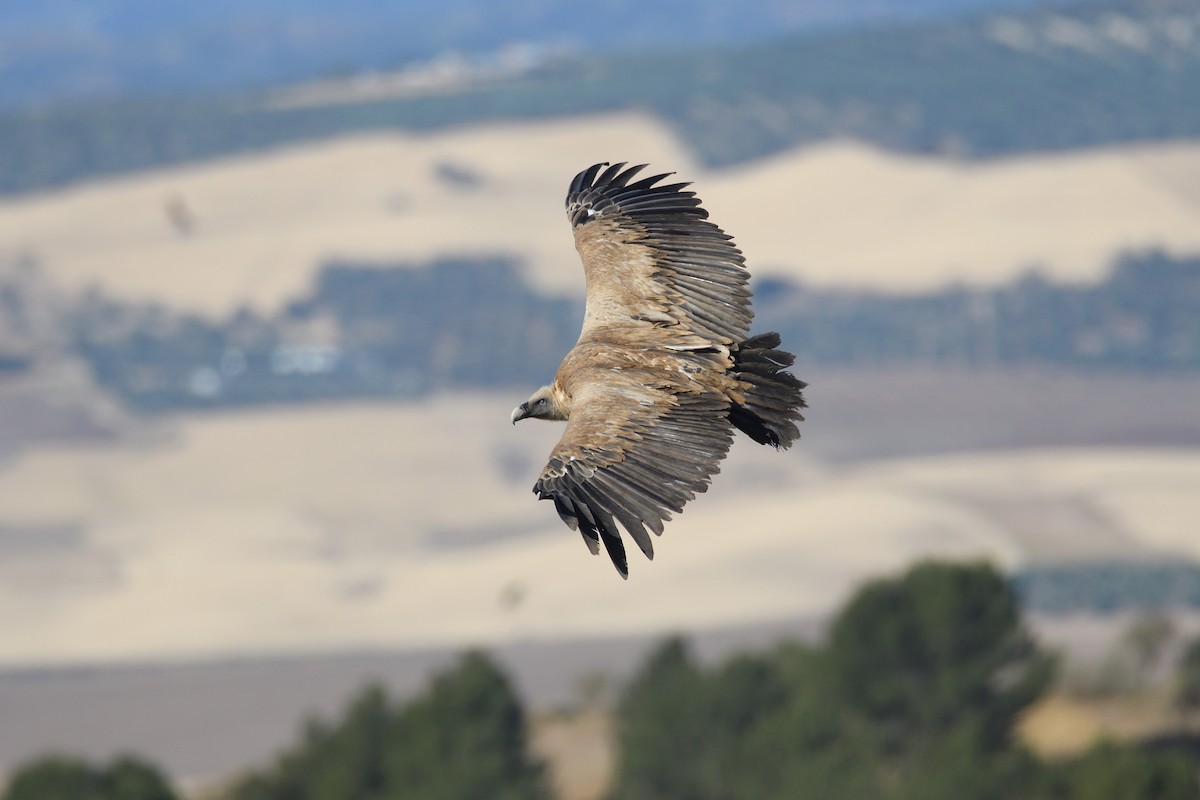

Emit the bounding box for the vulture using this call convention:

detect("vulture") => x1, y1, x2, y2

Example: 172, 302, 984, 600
511, 162, 806, 578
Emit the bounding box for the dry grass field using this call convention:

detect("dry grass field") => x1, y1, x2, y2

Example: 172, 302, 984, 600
1, 381, 1199, 667
1019, 690, 1180, 758
531, 710, 614, 800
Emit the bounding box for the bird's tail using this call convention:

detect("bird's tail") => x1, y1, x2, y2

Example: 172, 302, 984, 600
729, 332, 806, 449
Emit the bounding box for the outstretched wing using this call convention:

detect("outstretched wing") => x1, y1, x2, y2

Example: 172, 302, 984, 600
566, 162, 753, 345
533, 376, 735, 578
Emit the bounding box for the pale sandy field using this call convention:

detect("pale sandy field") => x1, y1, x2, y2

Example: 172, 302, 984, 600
2, 112, 1200, 314
2, 388, 1199, 667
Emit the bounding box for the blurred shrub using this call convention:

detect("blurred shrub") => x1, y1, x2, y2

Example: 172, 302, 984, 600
2, 755, 176, 800
227, 650, 549, 800
610, 560, 1198, 800
9, 562, 1200, 800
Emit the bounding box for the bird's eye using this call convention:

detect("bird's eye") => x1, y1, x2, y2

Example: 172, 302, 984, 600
537, 398, 547, 407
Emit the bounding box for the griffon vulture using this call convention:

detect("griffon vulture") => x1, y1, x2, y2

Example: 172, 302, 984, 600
511, 162, 806, 578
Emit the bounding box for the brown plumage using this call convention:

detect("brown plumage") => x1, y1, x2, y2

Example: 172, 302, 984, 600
511, 162, 807, 578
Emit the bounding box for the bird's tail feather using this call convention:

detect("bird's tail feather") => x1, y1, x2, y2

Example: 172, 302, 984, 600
729, 332, 806, 449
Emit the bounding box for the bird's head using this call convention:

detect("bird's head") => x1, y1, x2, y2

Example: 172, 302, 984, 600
511, 385, 567, 424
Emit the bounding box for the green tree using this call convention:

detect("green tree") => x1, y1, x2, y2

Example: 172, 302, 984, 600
1174, 636, 1200, 725
608, 637, 714, 800
3, 757, 99, 800
1122, 612, 1177, 688
2, 756, 177, 800
827, 560, 1052, 755
383, 650, 549, 800
608, 561, 1060, 800
611, 639, 881, 800
99, 758, 176, 800
230, 650, 548, 800
727, 644, 878, 800
893, 729, 1043, 800
262, 686, 392, 800
1041, 741, 1200, 800
686, 652, 791, 799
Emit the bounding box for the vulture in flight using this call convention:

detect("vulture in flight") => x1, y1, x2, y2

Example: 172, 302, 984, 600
511, 162, 807, 578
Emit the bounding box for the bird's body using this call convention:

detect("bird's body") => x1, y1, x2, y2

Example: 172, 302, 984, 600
512, 162, 806, 577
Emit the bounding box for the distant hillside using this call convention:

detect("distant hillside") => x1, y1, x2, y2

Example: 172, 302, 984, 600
653, 0, 1200, 165
1, 0, 1196, 195
0, 0, 1052, 110
0, 248, 1192, 413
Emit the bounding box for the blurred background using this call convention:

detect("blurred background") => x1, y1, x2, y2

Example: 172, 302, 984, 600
3, 0, 1200, 797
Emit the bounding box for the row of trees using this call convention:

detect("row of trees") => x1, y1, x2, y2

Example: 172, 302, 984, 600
229, 652, 548, 800
3, 653, 549, 800
609, 563, 1198, 800
757, 251, 1200, 371
64, 257, 580, 412
1016, 562, 1200, 615
0, 247, 1189, 414
7, 561, 1200, 799
2, 757, 174, 800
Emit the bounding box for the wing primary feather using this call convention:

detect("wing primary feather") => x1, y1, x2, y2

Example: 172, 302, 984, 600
577, 479, 655, 560
573, 498, 606, 557
601, 537, 628, 578
617, 197, 703, 215
622, 172, 677, 193
551, 493, 581, 532
579, 528, 600, 555
595, 162, 630, 187
569, 162, 608, 201
593, 507, 629, 579
609, 163, 648, 187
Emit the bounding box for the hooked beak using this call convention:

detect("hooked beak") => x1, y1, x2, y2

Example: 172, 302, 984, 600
511, 403, 530, 425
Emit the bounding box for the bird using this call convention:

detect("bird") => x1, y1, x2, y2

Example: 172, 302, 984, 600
511, 162, 806, 578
